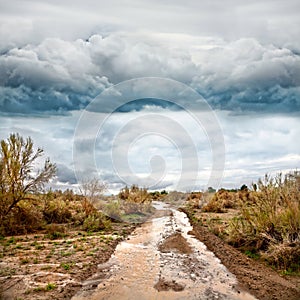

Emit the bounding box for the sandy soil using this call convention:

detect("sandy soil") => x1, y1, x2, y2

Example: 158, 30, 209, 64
0, 223, 136, 300
182, 208, 300, 300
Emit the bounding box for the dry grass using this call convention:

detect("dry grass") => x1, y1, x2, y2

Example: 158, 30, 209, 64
202, 189, 241, 213
227, 172, 300, 272
187, 171, 300, 273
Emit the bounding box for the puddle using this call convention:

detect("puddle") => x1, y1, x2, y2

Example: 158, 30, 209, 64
72, 202, 257, 300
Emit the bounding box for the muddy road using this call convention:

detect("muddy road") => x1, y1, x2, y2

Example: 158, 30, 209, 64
73, 202, 256, 300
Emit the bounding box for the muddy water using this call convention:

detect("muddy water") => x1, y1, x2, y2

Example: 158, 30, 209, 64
73, 202, 257, 300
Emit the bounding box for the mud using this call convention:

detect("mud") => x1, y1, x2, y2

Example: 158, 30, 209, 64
158, 232, 193, 254
154, 278, 185, 292
72, 202, 257, 300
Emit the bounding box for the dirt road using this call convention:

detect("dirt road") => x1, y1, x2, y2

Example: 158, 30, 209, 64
72, 202, 257, 300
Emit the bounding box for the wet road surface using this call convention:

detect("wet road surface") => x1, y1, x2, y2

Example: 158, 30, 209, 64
73, 202, 257, 300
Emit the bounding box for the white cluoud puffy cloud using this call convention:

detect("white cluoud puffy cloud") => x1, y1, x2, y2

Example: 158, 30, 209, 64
0, 34, 300, 114
1, 0, 300, 51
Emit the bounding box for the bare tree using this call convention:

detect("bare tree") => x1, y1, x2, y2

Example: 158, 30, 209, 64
0, 133, 56, 221
79, 177, 106, 203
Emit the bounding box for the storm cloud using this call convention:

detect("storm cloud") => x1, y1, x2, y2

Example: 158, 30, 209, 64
0, 34, 300, 115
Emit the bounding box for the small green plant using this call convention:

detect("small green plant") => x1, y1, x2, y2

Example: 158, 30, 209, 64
20, 258, 29, 264
35, 243, 45, 250
60, 251, 72, 257
7, 237, 15, 244
46, 231, 65, 240
33, 258, 39, 264
33, 286, 44, 292
280, 266, 300, 276
46, 283, 56, 291
0, 267, 16, 277
244, 250, 260, 260
60, 262, 73, 270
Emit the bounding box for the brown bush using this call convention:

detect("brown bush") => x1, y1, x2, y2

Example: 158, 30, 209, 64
119, 185, 151, 204
0, 200, 44, 235
202, 190, 238, 213
262, 243, 300, 272
186, 192, 203, 208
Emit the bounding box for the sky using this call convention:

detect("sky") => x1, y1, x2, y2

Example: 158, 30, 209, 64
0, 0, 300, 193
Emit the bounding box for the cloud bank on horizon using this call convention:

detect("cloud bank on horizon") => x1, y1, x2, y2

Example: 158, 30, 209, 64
0, 0, 299, 192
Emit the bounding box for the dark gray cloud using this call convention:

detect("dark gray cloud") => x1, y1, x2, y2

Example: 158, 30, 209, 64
56, 164, 77, 184
0, 37, 111, 114
0, 1, 300, 115
0, 34, 300, 115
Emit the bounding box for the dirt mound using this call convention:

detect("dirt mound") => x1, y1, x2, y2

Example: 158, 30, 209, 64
154, 277, 185, 292
158, 233, 193, 254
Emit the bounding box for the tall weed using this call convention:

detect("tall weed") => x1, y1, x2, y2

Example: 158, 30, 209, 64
228, 171, 300, 271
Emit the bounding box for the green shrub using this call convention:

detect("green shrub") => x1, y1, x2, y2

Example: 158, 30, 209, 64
103, 201, 122, 221
82, 213, 110, 232
43, 199, 72, 223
